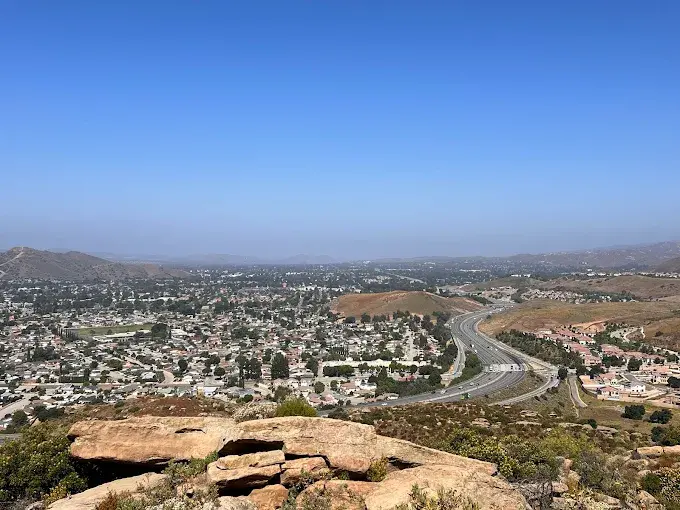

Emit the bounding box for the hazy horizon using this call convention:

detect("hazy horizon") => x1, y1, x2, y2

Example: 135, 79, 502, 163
3, 2, 679, 259
2, 236, 680, 263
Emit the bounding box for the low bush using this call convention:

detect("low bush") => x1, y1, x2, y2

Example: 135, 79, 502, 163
367, 457, 388, 482
0, 422, 89, 502
394, 484, 479, 510
276, 398, 318, 417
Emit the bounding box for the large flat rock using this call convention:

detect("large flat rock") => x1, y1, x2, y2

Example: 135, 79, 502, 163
48, 473, 167, 510
66, 416, 527, 509
69, 416, 239, 465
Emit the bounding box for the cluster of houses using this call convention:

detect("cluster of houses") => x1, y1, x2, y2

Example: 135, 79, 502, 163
533, 327, 680, 405
1, 273, 447, 429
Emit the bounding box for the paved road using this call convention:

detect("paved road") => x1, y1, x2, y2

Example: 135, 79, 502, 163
345, 308, 558, 410
0, 397, 30, 419
569, 376, 587, 408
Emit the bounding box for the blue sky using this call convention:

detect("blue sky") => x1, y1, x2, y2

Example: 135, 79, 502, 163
1, 1, 679, 259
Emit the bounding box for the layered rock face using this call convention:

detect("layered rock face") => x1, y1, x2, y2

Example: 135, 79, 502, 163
69, 416, 235, 465
62, 416, 528, 510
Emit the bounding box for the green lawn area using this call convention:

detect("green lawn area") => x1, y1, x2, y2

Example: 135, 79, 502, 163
76, 323, 154, 337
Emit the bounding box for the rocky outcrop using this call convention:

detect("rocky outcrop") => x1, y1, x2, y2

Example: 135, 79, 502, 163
69, 416, 238, 465
64, 416, 528, 510
247, 484, 289, 510
298, 465, 526, 510
634, 445, 680, 458
48, 473, 166, 510
208, 451, 284, 489
280, 456, 329, 486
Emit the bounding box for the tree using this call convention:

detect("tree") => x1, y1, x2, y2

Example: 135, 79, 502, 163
330, 380, 339, 391
361, 313, 371, 323
428, 369, 442, 386
273, 385, 292, 402
214, 366, 226, 377
649, 409, 672, 424
151, 322, 168, 338
246, 357, 262, 380
0, 422, 88, 502
10, 410, 28, 429
558, 367, 568, 380
178, 358, 188, 372
668, 376, 680, 388
271, 353, 290, 380
314, 381, 325, 394
628, 358, 643, 372
306, 357, 319, 377
622, 404, 646, 420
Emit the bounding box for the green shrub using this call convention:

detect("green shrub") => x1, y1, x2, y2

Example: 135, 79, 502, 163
367, 457, 388, 482
649, 409, 672, 424
656, 467, 680, 509
394, 484, 479, 510
275, 398, 317, 417
0, 422, 89, 502
622, 405, 645, 420
640, 472, 661, 494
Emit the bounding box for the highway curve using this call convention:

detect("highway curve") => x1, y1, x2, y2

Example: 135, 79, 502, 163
352, 308, 557, 409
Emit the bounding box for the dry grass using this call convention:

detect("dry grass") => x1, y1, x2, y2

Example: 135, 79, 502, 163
74, 396, 234, 421
331, 291, 482, 318
484, 371, 546, 404
479, 299, 680, 337
539, 275, 680, 300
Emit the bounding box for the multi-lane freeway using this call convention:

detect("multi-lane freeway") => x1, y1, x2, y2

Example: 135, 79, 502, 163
350, 307, 558, 409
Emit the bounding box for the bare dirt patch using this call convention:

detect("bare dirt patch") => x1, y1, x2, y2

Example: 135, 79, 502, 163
331, 291, 482, 318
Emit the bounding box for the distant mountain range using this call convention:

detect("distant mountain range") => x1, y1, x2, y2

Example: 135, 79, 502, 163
88, 252, 338, 266
0, 247, 190, 281
371, 241, 680, 269
2, 240, 680, 280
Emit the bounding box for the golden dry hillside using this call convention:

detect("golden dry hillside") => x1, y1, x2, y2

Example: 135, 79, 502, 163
538, 275, 680, 300
331, 291, 483, 318
479, 299, 680, 350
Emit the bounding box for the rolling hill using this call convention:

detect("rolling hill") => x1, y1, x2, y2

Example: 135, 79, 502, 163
538, 274, 680, 300
331, 291, 483, 318
0, 247, 190, 281
478, 299, 680, 350
657, 256, 680, 273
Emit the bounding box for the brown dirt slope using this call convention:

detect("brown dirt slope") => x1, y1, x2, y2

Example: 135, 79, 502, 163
538, 275, 680, 300
332, 291, 483, 317
479, 299, 680, 350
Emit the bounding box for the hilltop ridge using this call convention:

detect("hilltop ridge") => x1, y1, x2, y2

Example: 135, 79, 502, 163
0, 247, 189, 281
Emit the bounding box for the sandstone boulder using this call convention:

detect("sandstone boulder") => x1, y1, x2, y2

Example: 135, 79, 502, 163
233, 417, 377, 474
48, 473, 167, 510
636, 490, 663, 510
247, 484, 289, 510
635, 446, 666, 459
64, 416, 528, 510
664, 444, 680, 456
297, 480, 376, 510
208, 463, 281, 489
69, 416, 238, 465
216, 496, 258, 510
280, 456, 329, 486
233, 417, 497, 476
215, 450, 285, 470
362, 464, 526, 510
